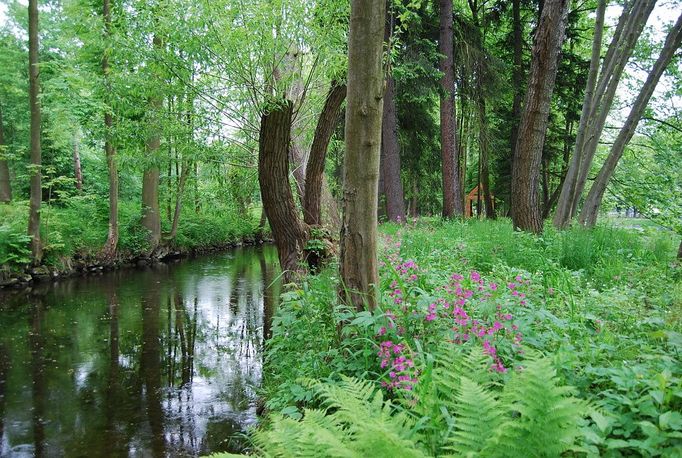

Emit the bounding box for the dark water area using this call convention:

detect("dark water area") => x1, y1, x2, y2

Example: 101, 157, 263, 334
0, 246, 281, 457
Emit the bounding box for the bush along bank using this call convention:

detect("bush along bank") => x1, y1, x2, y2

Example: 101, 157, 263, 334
220, 218, 681, 457
0, 199, 267, 288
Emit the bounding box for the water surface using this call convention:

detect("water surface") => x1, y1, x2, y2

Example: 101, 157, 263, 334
0, 246, 280, 457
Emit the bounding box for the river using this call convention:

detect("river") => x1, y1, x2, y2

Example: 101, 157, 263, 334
0, 245, 280, 457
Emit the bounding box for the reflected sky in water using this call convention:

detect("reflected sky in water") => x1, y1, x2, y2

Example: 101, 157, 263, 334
0, 245, 280, 457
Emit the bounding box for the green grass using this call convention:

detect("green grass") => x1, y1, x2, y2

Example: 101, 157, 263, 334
260, 217, 682, 456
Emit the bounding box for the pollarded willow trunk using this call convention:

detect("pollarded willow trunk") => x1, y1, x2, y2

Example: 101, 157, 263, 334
340, 0, 386, 310
28, 0, 42, 264
579, 12, 682, 227
142, 34, 163, 250
303, 83, 346, 226
552, 0, 605, 229
439, 0, 464, 218
259, 100, 308, 282
381, 73, 406, 223
101, 0, 118, 259
511, 0, 568, 234
0, 105, 11, 203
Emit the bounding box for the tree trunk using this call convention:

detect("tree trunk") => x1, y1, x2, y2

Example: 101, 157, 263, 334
101, 0, 118, 258
511, 0, 568, 233
73, 131, 83, 191
381, 73, 406, 222
303, 82, 346, 226
142, 34, 163, 250
339, 0, 386, 310
258, 100, 307, 282
478, 89, 495, 219
510, 0, 523, 204
0, 105, 11, 203
570, 0, 655, 218
678, 240, 682, 260
579, 12, 682, 227
439, 0, 464, 218
553, 0, 606, 228
28, 0, 42, 264
169, 160, 191, 240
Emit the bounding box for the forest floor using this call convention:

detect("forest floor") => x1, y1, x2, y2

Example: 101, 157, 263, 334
0, 199, 261, 286
255, 218, 682, 456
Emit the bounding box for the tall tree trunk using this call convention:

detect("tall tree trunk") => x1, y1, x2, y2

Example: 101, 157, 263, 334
553, 0, 606, 228
142, 34, 163, 250
73, 131, 83, 191
579, 12, 682, 227
28, 0, 42, 264
570, 0, 655, 218
478, 88, 495, 219
381, 73, 406, 222
101, 0, 118, 258
339, 0, 386, 310
511, 0, 568, 233
303, 82, 346, 226
169, 160, 191, 240
510, 0, 523, 202
0, 105, 11, 203
439, 0, 464, 218
258, 100, 307, 282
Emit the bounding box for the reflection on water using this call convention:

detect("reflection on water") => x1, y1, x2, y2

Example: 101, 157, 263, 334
0, 246, 280, 457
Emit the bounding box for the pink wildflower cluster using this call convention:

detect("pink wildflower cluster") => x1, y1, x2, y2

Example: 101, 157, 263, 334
377, 340, 418, 390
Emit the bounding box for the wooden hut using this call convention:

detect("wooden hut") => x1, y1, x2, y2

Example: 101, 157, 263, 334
465, 184, 495, 217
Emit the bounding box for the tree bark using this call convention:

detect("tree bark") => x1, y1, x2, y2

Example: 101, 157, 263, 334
510, 0, 523, 202
339, 0, 386, 310
569, 0, 655, 218
28, 0, 42, 264
553, 0, 605, 228
511, 0, 568, 233
303, 82, 346, 226
169, 160, 191, 240
73, 131, 83, 191
0, 105, 11, 203
579, 12, 682, 227
101, 0, 118, 258
259, 100, 307, 282
142, 34, 163, 250
439, 0, 464, 218
381, 73, 406, 222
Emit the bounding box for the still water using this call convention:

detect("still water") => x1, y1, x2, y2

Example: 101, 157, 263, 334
0, 246, 280, 457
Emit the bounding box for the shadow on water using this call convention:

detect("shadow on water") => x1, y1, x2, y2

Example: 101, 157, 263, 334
0, 245, 280, 457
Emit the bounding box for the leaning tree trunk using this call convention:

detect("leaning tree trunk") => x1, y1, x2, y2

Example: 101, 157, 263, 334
439, 0, 464, 218
259, 100, 308, 282
101, 0, 118, 258
381, 73, 406, 223
142, 34, 163, 250
569, 0, 655, 219
511, 0, 568, 234
303, 82, 346, 226
552, 0, 605, 229
339, 0, 386, 311
28, 0, 42, 264
0, 105, 11, 203
579, 12, 682, 227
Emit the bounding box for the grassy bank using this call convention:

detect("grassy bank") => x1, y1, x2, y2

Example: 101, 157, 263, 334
245, 218, 681, 457
0, 198, 261, 275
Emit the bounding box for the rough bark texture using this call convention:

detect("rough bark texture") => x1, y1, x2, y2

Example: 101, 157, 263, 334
381, 73, 406, 222
303, 83, 346, 226
28, 0, 42, 264
259, 100, 307, 282
0, 105, 11, 203
340, 0, 386, 310
477, 87, 495, 219
579, 12, 682, 227
141, 34, 163, 250
510, 0, 523, 194
439, 0, 464, 218
553, 0, 605, 228
511, 0, 568, 233
101, 0, 118, 258
569, 0, 655, 218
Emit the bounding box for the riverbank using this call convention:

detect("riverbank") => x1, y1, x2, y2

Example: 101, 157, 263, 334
0, 199, 268, 288
249, 218, 682, 457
